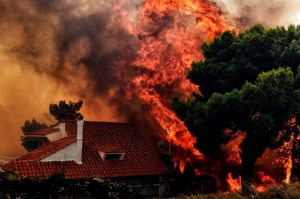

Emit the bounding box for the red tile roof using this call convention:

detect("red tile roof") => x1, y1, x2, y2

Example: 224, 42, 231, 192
17, 137, 76, 161
3, 121, 168, 179
25, 128, 59, 135
2, 161, 16, 173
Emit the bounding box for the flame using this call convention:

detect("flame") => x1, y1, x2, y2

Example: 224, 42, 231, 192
284, 149, 292, 184
80, 0, 297, 185
111, 0, 233, 171
256, 185, 267, 192
227, 173, 241, 191
227, 172, 276, 192
281, 134, 294, 184
255, 171, 276, 192
257, 171, 276, 184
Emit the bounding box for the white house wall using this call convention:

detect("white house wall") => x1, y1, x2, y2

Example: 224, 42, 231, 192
41, 141, 77, 162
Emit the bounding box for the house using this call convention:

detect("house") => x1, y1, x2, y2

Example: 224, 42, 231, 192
3, 119, 168, 183
21, 127, 66, 148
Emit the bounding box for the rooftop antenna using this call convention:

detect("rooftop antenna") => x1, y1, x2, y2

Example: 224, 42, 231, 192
157, 140, 166, 153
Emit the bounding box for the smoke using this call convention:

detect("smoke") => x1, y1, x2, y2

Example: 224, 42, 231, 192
211, 0, 300, 28
0, 0, 168, 156
0, 0, 136, 155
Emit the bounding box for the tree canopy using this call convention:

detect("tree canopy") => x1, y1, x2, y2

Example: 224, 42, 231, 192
49, 100, 83, 121
21, 100, 83, 151
172, 24, 300, 188
21, 118, 48, 151
21, 118, 48, 134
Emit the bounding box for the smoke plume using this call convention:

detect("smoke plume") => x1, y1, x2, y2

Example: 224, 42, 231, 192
211, 0, 300, 28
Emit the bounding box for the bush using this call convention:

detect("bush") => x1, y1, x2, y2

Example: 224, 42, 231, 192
184, 182, 300, 199
0, 172, 141, 199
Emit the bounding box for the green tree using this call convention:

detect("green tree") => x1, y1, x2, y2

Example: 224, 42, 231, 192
21, 118, 47, 133
21, 118, 48, 151
49, 100, 83, 121
21, 100, 83, 151
172, 24, 300, 190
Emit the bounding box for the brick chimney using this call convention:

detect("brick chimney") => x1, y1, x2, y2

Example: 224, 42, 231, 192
76, 119, 84, 164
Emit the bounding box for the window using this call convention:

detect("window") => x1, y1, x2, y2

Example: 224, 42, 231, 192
99, 152, 125, 160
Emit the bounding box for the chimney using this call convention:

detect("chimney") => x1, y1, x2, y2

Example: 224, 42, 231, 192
60, 121, 67, 137
76, 118, 84, 164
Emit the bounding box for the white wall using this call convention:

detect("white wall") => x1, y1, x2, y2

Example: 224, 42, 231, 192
41, 141, 77, 162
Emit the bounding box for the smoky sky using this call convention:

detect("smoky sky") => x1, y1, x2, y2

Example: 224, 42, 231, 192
211, 0, 300, 29
0, 0, 178, 155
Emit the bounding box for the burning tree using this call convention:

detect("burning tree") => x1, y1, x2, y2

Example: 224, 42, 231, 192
172, 24, 300, 191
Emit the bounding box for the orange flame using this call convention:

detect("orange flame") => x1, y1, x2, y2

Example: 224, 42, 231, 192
284, 150, 292, 184
111, 0, 294, 189
113, 0, 233, 171
282, 134, 294, 184
227, 173, 241, 191
257, 171, 276, 184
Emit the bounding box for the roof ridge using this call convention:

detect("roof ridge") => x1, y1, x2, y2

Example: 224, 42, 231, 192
16, 137, 76, 161
64, 120, 138, 125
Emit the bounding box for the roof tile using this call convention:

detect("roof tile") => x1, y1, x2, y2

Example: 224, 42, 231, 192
25, 128, 60, 135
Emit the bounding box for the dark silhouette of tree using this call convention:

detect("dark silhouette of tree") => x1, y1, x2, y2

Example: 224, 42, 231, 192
183, 161, 196, 182
21, 100, 83, 151
49, 100, 83, 121
21, 118, 47, 133
21, 118, 47, 151
172, 24, 300, 191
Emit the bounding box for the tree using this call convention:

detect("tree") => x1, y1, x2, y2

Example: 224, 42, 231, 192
21, 118, 48, 151
172, 24, 300, 190
21, 100, 83, 151
49, 100, 83, 121
183, 161, 196, 182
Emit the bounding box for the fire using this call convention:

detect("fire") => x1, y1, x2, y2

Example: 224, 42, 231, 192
257, 171, 276, 184
143, 0, 230, 40
255, 171, 276, 192
256, 185, 267, 192
1, 0, 300, 192
111, 0, 233, 171
283, 143, 293, 184
227, 173, 241, 191
227, 171, 277, 192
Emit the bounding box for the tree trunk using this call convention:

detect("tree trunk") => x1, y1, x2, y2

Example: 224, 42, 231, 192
291, 137, 300, 181
240, 135, 268, 193
240, 153, 257, 192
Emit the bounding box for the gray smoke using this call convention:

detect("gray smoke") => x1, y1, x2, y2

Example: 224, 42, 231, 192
211, 0, 300, 29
